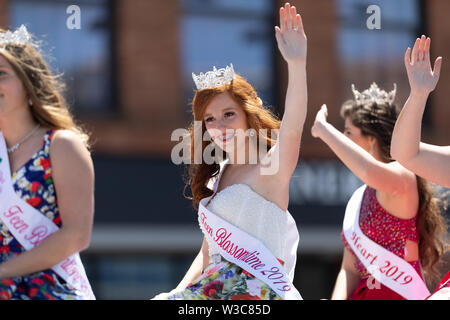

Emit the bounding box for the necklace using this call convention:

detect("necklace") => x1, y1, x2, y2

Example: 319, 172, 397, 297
7, 123, 41, 154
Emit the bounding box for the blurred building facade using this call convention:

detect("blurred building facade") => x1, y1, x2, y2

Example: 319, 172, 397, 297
0, 0, 449, 299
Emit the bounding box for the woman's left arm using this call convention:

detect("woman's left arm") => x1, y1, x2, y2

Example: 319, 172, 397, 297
268, 3, 307, 180
0, 130, 94, 279
391, 36, 450, 187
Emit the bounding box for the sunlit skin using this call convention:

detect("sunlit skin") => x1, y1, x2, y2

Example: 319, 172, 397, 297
0, 61, 28, 114
312, 102, 420, 300
0, 54, 37, 153
391, 35, 450, 189
203, 91, 255, 164
343, 118, 377, 159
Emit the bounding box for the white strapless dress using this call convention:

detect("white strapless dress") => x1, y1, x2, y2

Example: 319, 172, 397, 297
153, 160, 300, 300
205, 183, 288, 262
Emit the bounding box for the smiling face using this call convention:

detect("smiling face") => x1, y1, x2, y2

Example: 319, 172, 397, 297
0, 53, 29, 120
203, 91, 249, 154
344, 117, 374, 154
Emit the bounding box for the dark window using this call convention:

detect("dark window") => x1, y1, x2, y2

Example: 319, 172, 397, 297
11, 0, 115, 114
336, 0, 422, 116
180, 0, 276, 114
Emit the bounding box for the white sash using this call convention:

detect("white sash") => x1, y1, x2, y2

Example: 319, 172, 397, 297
198, 198, 302, 300
0, 132, 95, 300
343, 184, 430, 300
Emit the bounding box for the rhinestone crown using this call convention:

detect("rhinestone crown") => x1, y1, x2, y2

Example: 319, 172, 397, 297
0, 25, 32, 46
352, 82, 397, 106
192, 64, 235, 90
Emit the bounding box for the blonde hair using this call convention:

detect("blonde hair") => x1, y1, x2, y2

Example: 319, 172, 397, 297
0, 29, 90, 147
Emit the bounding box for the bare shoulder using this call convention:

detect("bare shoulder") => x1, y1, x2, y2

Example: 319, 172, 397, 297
49, 129, 93, 171
253, 168, 290, 210
387, 161, 417, 188
50, 130, 89, 153
378, 161, 419, 219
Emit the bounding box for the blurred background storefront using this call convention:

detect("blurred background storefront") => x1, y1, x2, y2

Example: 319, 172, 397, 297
1, 0, 449, 299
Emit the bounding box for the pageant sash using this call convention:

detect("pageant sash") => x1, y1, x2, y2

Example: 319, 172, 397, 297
343, 184, 430, 300
198, 198, 302, 300
0, 132, 95, 300
438, 272, 450, 290
209, 160, 300, 281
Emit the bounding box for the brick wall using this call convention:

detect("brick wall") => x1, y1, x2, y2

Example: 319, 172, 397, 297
81, 0, 450, 158
3, 0, 445, 158
82, 0, 185, 157
86, 0, 345, 159
0, 0, 9, 28
426, 0, 450, 144
276, 0, 342, 159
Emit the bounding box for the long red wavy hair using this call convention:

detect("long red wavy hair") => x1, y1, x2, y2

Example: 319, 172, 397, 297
183, 74, 281, 209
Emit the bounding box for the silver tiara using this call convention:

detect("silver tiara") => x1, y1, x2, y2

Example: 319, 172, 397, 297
351, 82, 397, 106
192, 64, 235, 90
0, 25, 32, 46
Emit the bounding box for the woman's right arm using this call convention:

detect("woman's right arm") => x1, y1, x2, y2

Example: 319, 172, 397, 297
153, 237, 209, 299
174, 237, 210, 291
331, 248, 361, 300
311, 105, 417, 202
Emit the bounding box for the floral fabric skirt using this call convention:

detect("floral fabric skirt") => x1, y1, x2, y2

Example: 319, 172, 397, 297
0, 252, 83, 300
167, 257, 282, 300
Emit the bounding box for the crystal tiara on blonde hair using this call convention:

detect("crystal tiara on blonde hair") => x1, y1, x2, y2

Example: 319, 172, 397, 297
0, 25, 32, 46
351, 82, 397, 106
192, 64, 235, 90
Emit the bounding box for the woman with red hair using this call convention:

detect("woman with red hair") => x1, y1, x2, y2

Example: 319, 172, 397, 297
153, 3, 307, 300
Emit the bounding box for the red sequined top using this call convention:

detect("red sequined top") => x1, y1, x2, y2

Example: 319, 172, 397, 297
341, 186, 422, 279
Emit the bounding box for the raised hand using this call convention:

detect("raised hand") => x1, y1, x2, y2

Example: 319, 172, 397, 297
405, 35, 442, 95
275, 3, 307, 64
311, 104, 328, 138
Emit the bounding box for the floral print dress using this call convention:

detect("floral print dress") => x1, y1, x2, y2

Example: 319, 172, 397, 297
167, 256, 282, 300
0, 129, 83, 300
166, 187, 287, 300
157, 160, 294, 301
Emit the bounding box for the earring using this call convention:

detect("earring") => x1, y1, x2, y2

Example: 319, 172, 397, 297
28, 99, 33, 106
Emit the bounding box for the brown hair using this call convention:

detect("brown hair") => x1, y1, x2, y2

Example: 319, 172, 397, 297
0, 29, 90, 146
183, 74, 281, 209
341, 94, 449, 284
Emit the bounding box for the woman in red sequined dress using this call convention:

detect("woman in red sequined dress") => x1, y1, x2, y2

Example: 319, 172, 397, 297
310, 79, 448, 299
391, 36, 449, 300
